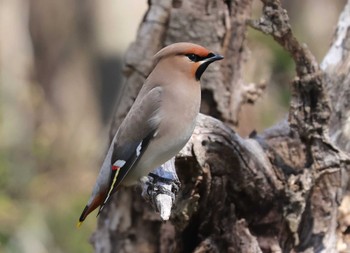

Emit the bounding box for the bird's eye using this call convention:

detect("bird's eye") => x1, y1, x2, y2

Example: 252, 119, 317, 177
186, 54, 199, 62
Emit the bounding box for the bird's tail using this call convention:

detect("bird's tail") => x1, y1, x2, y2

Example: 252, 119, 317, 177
76, 191, 107, 228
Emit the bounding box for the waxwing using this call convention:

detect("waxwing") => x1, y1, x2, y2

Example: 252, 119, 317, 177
78, 42, 223, 226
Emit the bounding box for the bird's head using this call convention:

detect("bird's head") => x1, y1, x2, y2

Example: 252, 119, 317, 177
153, 42, 224, 81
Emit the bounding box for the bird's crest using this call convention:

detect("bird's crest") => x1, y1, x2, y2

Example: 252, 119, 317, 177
153, 42, 211, 61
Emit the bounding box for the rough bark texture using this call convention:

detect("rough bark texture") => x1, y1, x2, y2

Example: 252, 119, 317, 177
321, 2, 350, 251
92, 0, 350, 252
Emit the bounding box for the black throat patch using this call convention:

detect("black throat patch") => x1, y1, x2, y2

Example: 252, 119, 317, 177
195, 62, 211, 81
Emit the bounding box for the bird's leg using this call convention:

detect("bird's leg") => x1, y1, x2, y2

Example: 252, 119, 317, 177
140, 157, 181, 221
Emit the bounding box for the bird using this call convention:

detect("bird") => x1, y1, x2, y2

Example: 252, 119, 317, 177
77, 42, 223, 226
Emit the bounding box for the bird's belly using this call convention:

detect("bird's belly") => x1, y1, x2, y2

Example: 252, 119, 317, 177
121, 123, 194, 186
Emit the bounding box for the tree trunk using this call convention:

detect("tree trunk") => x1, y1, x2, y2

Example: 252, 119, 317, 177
92, 0, 350, 252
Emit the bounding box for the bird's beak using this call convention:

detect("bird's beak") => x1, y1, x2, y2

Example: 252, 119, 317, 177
204, 53, 224, 64
195, 53, 224, 80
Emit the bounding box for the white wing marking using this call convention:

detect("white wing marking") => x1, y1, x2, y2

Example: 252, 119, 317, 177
136, 143, 142, 156
114, 160, 126, 168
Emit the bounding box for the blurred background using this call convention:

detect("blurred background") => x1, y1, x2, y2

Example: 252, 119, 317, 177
0, 0, 346, 252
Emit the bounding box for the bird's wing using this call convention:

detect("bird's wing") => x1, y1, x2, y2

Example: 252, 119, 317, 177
98, 86, 162, 213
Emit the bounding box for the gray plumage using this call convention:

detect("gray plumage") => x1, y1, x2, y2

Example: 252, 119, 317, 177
78, 42, 223, 224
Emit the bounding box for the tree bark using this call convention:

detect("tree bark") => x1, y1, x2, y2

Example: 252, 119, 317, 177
92, 0, 350, 252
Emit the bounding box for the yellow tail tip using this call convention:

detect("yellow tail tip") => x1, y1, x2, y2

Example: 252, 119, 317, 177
76, 221, 83, 229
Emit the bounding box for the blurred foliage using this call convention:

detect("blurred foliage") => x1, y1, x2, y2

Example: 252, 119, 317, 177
0, 0, 345, 252
238, 0, 345, 135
